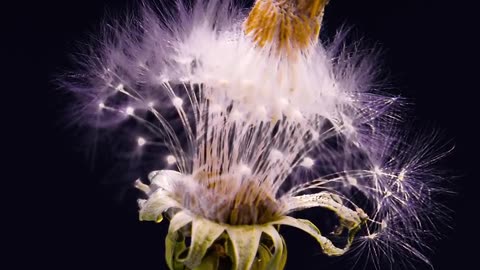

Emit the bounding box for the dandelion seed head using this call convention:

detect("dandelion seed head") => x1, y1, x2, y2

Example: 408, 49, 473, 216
63, 0, 451, 269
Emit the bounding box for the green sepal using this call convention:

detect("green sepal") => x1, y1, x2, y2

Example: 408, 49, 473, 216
226, 226, 262, 270
262, 225, 287, 269
166, 231, 188, 270
278, 237, 287, 269
192, 252, 219, 270
179, 218, 226, 269
166, 211, 193, 270
251, 244, 272, 270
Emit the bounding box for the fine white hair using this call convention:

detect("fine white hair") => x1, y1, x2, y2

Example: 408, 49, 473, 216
64, 0, 450, 268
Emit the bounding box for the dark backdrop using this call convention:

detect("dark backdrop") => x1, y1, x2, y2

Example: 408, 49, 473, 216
5, 0, 477, 269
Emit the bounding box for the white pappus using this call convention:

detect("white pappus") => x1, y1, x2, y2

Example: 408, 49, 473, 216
64, 0, 451, 269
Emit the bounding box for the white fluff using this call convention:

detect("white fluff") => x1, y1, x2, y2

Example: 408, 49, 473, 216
66, 0, 450, 268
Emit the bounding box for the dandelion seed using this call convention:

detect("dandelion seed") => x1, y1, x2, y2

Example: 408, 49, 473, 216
398, 169, 406, 181
269, 149, 283, 161
237, 164, 252, 176
166, 155, 176, 165
172, 97, 183, 108
374, 166, 383, 175
301, 157, 315, 168
347, 176, 358, 186
209, 103, 223, 114
137, 137, 146, 147
115, 83, 124, 91
381, 219, 388, 230
125, 106, 134, 116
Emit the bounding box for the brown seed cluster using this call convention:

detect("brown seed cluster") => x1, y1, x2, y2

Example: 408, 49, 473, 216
244, 0, 329, 56
177, 171, 285, 225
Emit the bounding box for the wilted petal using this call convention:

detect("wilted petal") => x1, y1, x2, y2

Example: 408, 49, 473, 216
261, 225, 287, 269
138, 189, 182, 222
166, 211, 193, 270
180, 217, 225, 269
134, 179, 150, 193
286, 191, 366, 231
273, 216, 349, 256
148, 170, 183, 193
226, 226, 262, 270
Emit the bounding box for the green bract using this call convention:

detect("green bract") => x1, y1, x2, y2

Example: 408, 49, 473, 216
136, 170, 367, 270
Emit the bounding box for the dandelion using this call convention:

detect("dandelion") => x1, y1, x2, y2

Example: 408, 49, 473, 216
65, 0, 450, 269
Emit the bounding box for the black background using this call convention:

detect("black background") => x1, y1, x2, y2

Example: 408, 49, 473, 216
5, 0, 477, 269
